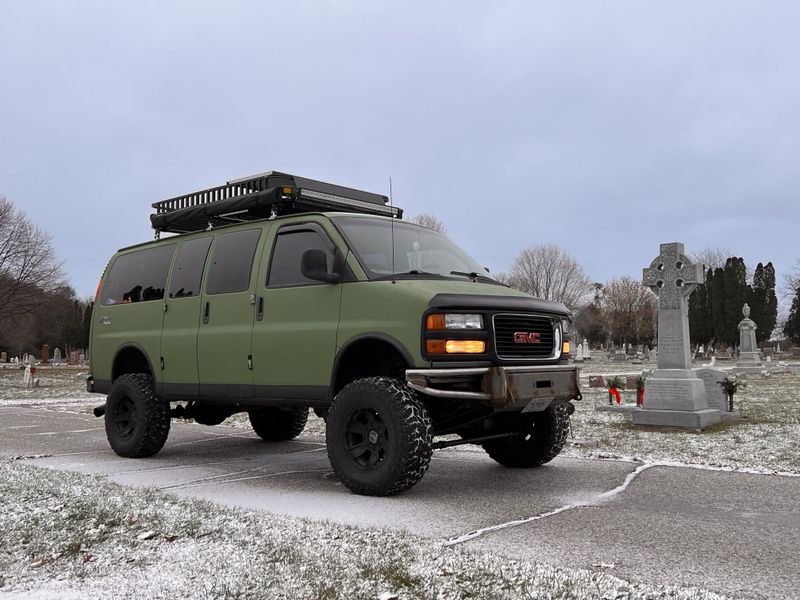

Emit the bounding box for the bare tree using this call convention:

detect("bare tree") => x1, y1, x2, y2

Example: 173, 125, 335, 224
692, 246, 733, 271
0, 196, 66, 324
602, 276, 657, 345
505, 244, 592, 311
410, 213, 447, 234
783, 259, 800, 294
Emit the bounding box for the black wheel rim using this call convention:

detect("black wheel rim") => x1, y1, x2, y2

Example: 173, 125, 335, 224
344, 408, 389, 469
113, 396, 136, 440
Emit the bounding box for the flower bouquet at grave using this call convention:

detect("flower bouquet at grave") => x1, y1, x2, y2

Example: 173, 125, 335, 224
635, 374, 647, 406
719, 376, 746, 412
605, 375, 624, 405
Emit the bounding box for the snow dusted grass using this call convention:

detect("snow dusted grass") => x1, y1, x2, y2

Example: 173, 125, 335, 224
567, 358, 800, 474
0, 365, 94, 406
0, 461, 729, 600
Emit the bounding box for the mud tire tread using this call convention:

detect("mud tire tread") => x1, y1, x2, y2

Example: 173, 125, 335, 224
326, 377, 433, 496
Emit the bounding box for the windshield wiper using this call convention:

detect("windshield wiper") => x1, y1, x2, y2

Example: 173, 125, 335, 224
374, 270, 448, 281
449, 270, 498, 283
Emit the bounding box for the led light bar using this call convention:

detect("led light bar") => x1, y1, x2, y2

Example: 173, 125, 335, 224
299, 188, 401, 218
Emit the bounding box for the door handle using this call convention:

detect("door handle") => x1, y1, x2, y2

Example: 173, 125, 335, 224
203, 301, 210, 325
256, 296, 264, 321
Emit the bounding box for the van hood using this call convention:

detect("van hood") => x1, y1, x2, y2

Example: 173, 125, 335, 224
396, 279, 571, 316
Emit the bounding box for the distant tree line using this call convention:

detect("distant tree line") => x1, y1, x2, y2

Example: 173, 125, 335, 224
688, 258, 778, 347
0, 196, 92, 359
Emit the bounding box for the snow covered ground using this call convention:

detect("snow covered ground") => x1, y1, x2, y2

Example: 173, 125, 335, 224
1, 359, 798, 598
0, 461, 730, 600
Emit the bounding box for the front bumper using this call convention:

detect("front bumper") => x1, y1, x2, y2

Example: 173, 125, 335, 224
406, 364, 581, 411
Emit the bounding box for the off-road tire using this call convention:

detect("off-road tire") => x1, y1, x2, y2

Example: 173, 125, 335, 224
326, 377, 433, 496
249, 407, 309, 441
482, 403, 570, 468
105, 373, 170, 458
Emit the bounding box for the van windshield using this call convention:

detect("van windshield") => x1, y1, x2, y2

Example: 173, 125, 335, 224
331, 216, 499, 283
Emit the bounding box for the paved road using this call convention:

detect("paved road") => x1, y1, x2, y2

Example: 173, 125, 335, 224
2, 404, 798, 599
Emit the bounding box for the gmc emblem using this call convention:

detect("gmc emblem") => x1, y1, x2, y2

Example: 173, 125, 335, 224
514, 332, 541, 344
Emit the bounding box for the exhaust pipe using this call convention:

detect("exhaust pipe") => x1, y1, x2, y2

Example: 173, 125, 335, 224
93, 404, 106, 417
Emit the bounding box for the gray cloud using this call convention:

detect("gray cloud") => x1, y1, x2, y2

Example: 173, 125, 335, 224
1, 1, 798, 299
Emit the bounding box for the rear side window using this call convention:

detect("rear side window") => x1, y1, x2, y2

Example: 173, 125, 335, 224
169, 236, 212, 298
268, 230, 333, 287
101, 244, 176, 306
205, 229, 262, 294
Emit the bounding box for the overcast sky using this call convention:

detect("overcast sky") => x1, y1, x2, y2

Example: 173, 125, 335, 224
1, 1, 798, 303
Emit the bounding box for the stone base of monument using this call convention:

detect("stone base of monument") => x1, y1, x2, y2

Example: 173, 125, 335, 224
632, 369, 722, 429
719, 409, 741, 423
736, 351, 763, 373
594, 404, 640, 414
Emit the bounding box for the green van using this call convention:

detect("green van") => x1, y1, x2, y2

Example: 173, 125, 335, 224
88, 171, 582, 496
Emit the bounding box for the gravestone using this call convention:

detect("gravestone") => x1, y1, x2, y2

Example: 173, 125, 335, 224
633, 242, 722, 429
0, 352, 6, 363
736, 304, 764, 373
574, 343, 584, 362
694, 367, 739, 420
698, 344, 705, 357
53, 347, 62, 363
588, 375, 605, 388
79, 352, 86, 363
69, 351, 80, 366
583, 339, 591, 360
613, 351, 627, 362
41, 344, 50, 365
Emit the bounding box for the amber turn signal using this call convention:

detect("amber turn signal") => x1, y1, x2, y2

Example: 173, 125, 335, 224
562, 341, 570, 354
426, 339, 447, 354
445, 340, 485, 354
426, 314, 446, 330
426, 339, 485, 354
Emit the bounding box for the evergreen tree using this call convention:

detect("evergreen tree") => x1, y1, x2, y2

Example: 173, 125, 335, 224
722, 258, 749, 346
688, 268, 713, 345
785, 287, 800, 345
82, 302, 94, 351
749, 262, 778, 343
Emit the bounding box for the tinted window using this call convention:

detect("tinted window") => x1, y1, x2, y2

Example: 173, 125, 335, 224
101, 244, 176, 306
268, 230, 332, 287
205, 229, 261, 294
169, 236, 212, 298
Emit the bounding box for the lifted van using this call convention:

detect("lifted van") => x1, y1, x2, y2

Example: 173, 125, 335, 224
88, 171, 581, 496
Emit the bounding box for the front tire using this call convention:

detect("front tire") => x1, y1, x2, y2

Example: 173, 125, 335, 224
249, 407, 309, 441
482, 403, 570, 468
105, 373, 170, 458
326, 377, 433, 496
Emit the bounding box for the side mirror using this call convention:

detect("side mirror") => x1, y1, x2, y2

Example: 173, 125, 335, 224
301, 249, 341, 284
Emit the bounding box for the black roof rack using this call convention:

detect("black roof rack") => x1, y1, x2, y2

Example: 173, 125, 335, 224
150, 171, 402, 235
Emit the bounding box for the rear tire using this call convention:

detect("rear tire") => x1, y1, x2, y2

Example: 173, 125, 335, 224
105, 373, 170, 458
482, 403, 570, 468
326, 377, 433, 496
249, 406, 309, 441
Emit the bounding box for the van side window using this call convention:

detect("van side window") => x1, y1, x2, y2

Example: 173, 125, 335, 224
169, 236, 212, 298
205, 229, 262, 295
268, 230, 332, 287
101, 244, 176, 306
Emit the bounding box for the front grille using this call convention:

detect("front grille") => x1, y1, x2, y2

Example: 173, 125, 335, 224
493, 313, 556, 360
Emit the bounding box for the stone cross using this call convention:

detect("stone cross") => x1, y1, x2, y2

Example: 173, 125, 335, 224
642, 242, 704, 370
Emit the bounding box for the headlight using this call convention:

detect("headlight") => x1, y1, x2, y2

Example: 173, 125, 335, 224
560, 318, 572, 335
426, 313, 484, 330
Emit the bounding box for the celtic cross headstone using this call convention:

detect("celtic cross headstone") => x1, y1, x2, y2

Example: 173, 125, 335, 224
642, 242, 704, 370
634, 242, 724, 429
